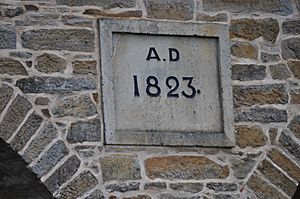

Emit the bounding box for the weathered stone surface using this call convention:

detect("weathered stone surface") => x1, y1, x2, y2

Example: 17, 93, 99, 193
0, 95, 32, 141
32, 140, 69, 178
269, 127, 278, 144
233, 84, 288, 108
123, 195, 151, 199
144, 0, 194, 20
247, 173, 288, 199
297, 0, 300, 11
279, 131, 300, 161
230, 18, 279, 43
196, 13, 227, 22
24, 5, 39, 11
67, 118, 101, 143
231, 154, 259, 179
0, 83, 13, 114
232, 64, 266, 81
268, 148, 300, 182
35, 53, 66, 73
207, 182, 238, 192
106, 182, 140, 193
57, 170, 98, 199
10, 113, 43, 151
84, 189, 104, 199
9, 51, 32, 59
282, 20, 300, 35
145, 156, 229, 180
261, 52, 280, 63
144, 182, 166, 190
288, 115, 300, 139
234, 108, 287, 123
203, 0, 293, 15
34, 97, 49, 105
100, 156, 141, 181
258, 159, 297, 196
21, 29, 95, 52
4, 7, 24, 17
16, 13, 59, 26
75, 145, 96, 158
0, 25, 16, 49
56, 0, 135, 8
281, 38, 300, 59
0, 58, 27, 75
230, 42, 257, 59
16, 76, 96, 93
288, 60, 300, 79
169, 183, 203, 193
158, 193, 201, 199
73, 60, 97, 74
62, 15, 93, 27
235, 125, 267, 148
214, 195, 238, 199
44, 155, 81, 193
83, 9, 142, 17
42, 109, 51, 118
291, 89, 300, 104
52, 94, 97, 118
23, 123, 58, 162
270, 64, 291, 80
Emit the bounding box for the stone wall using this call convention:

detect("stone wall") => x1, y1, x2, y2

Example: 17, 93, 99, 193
0, 0, 300, 198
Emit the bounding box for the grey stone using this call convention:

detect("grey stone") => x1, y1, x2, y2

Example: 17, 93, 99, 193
261, 52, 280, 63
9, 51, 32, 59
35, 53, 66, 73
52, 94, 97, 118
234, 108, 287, 123
4, 7, 24, 17
41, 109, 51, 118
232, 64, 266, 81
0, 83, 13, 114
203, 0, 293, 16
34, 97, 49, 105
282, 20, 300, 35
144, 182, 166, 190
288, 60, 300, 79
10, 113, 43, 151
0, 25, 16, 49
23, 123, 58, 162
0, 58, 27, 75
105, 182, 140, 193
44, 155, 81, 193
24, 5, 39, 11
56, 0, 135, 8
21, 29, 95, 52
31, 140, 69, 178
297, 0, 300, 11
62, 15, 93, 27
67, 118, 100, 143
231, 154, 259, 179
16, 76, 96, 93
288, 115, 300, 139
279, 130, 300, 161
16, 13, 59, 26
196, 13, 227, 22
281, 38, 300, 60
0, 95, 32, 141
206, 182, 238, 192
169, 183, 203, 193
214, 195, 238, 199
72, 60, 97, 74
159, 194, 201, 199
270, 64, 291, 80
75, 145, 96, 158
84, 189, 104, 199
57, 170, 98, 199
123, 195, 151, 199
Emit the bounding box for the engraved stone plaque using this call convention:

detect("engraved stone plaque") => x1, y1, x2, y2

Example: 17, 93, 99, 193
99, 19, 234, 146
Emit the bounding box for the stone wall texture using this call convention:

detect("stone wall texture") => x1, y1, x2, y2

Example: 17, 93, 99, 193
0, 0, 299, 198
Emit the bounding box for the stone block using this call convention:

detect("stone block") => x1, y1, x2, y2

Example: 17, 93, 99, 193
35, 53, 66, 73
83, 9, 142, 18
62, 15, 93, 27
0, 83, 13, 114
24, 5, 39, 12
207, 182, 238, 192
291, 89, 300, 104
282, 20, 300, 35
44, 155, 81, 193
0, 58, 27, 75
158, 193, 202, 199
144, 0, 194, 20
0, 95, 32, 141
235, 125, 267, 148
34, 97, 49, 105
145, 156, 229, 180
67, 118, 101, 143
169, 183, 203, 193
21, 29, 95, 52
72, 60, 97, 74
270, 64, 291, 80
56, 0, 135, 9
281, 38, 300, 59
16, 13, 59, 26
234, 108, 287, 123
288, 115, 300, 139
9, 51, 32, 59
122, 196, 151, 199
16, 76, 96, 93
0, 25, 16, 49
4, 7, 24, 17
144, 182, 166, 190
233, 84, 288, 107
230, 42, 257, 59
196, 13, 228, 22
84, 189, 104, 199
287, 60, 300, 79
261, 52, 280, 63
105, 182, 140, 193
231, 154, 259, 179
279, 131, 300, 161
232, 64, 266, 81
269, 128, 278, 144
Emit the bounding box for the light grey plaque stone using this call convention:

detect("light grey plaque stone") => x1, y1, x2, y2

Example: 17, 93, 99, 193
99, 18, 234, 146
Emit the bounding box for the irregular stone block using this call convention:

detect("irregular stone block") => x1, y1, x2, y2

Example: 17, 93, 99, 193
62, 15, 93, 27
233, 84, 288, 107
0, 83, 13, 114
122, 195, 151, 199
288, 115, 300, 139
24, 5, 39, 12
270, 64, 291, 80
16, 76, 96, 93
231, 154, 260, 179
159, 193, 203, 199
35, 53, 66, 73
261, 52, 280, 63
282, 20, 300, 35
32, 140, 69, 178
23, 123, 58, 162
234, 108, 287, 123
57, 170, 98, 199
10, 113, 43, 151
83, 9, 142, 17
232, 64, 266, 81
9, 51, 32, 59
291, 89, 300, 104
100, 156, 141, 181
196, 13, 228, 22
214, 194, 238, 199
52, 94, 97, 118
84, 189, 104, 199
288, 60, 300, 79
207, 182, 238, 192
67, 118, 101, 143
0, 95, 32, 140
203, 0, 293, 16
44, 155, 81, 193
235, 125, 267, 148
72, 60, 97, 75
0, 58, 27, 75
4, 7, 24, 17
169, 183, 203, 193
144, 0, 194, 20
281, 38, 300, 59
21, 29, 95, 52
230, 41, 257, 59
145, 156, 229, 180
105, 182, 140, 193
144, 182, 166, 190
56, 0, 135, 9
34, 97, 49, 105
0, 25, 16, 49
269, 127, 278, 144
16, 13, 59, 26
230, 18, 279, 43
279, 131, 300, 161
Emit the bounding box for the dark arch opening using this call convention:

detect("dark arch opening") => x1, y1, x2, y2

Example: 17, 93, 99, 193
0, 138, 54, 199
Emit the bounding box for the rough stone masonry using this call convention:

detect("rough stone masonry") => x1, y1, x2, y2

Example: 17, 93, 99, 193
0, 0, 300, 198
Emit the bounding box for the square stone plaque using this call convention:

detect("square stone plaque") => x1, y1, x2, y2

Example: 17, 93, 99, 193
99, 18, 234, 146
